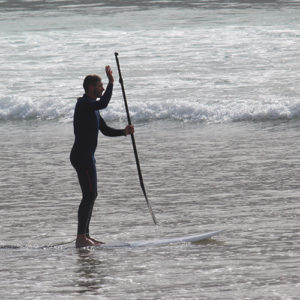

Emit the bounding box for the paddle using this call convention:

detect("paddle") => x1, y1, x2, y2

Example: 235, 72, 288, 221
114, 52, 158, 225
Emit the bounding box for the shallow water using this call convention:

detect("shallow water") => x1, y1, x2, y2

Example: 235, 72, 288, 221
0, 0, 300, 299
0, 120, 299, 299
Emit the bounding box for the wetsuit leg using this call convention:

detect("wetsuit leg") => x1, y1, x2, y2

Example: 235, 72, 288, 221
74, 162, 98, 235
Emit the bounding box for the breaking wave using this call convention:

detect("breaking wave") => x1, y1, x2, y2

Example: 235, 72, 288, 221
0, 95, 299, 123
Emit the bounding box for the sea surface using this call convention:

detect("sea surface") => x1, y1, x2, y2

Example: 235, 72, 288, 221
0, 1, 299, 299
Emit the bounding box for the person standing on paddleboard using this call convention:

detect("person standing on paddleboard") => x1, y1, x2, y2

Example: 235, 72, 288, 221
70, 66, 134, 248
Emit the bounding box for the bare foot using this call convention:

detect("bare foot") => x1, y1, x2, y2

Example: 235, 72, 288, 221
76, 234, 96, 248
87, 235, 105, 246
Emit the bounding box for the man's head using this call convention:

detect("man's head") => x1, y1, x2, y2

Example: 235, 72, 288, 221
83, 75, 104, 99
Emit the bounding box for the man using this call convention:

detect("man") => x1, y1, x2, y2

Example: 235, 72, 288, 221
70, 66, 134, 248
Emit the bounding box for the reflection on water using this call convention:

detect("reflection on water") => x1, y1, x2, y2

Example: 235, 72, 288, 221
75, 249, 106, 295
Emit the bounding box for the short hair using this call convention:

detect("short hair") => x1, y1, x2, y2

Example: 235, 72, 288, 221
83, 75, 101, 93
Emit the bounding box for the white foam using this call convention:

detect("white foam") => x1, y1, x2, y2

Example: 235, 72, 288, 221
0, 2, 299, 124
103, 98, 300, 123
1, 94, 299, 123
0, 95, 72, 120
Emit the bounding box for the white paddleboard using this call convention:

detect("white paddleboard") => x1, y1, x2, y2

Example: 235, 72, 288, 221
97, 230, 223, 248
0, 230, 223, 249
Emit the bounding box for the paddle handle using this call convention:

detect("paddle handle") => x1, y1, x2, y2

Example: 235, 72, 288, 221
115, 53, 132, 126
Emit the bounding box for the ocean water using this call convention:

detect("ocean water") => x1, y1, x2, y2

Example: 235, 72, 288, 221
0, 1, 300, 299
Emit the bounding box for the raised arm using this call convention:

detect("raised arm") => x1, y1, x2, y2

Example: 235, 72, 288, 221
84, 66, 115, 110
97, 82, 113, 109
97, 65, 114, 109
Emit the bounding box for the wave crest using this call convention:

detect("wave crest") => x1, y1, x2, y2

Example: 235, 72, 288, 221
1, 95, 299, 123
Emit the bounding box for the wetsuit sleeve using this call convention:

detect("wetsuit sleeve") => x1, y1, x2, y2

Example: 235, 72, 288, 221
99, 115, 126, 137
85, 83, 113, 110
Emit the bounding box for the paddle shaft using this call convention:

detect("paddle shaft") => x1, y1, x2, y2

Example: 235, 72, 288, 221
114, 52, 158, 225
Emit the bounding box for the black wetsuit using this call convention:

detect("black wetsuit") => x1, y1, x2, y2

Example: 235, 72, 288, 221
70, 83, 125, 235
